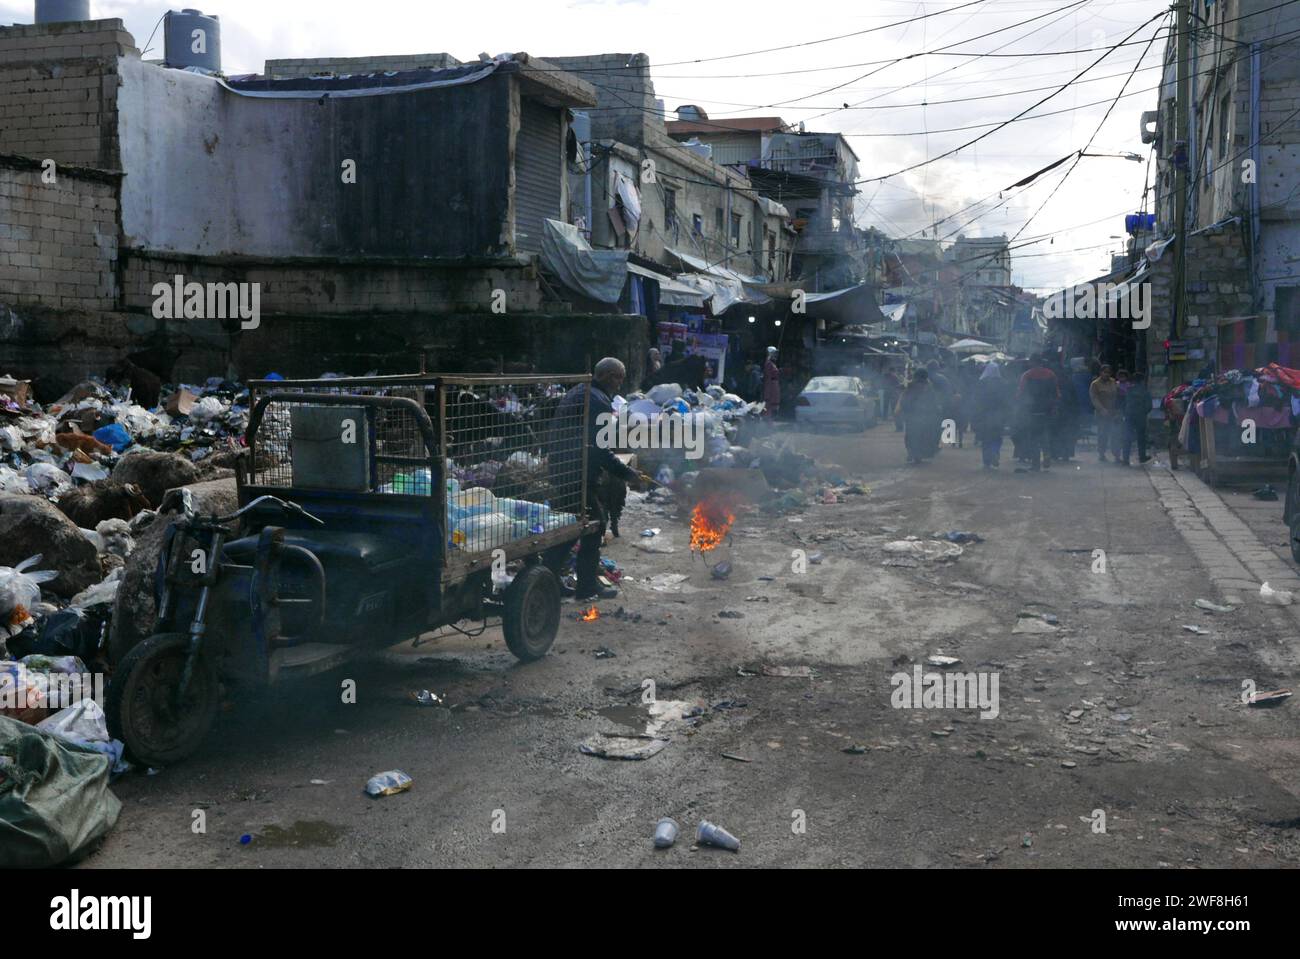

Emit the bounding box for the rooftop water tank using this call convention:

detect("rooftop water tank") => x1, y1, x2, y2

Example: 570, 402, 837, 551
164, 8, 221, 73
35, 0, 91, 23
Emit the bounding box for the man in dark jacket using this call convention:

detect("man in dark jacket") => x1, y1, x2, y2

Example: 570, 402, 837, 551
547, 358, 641, 601
1016, 353, 1060, 472
1122, 371, 1153, 465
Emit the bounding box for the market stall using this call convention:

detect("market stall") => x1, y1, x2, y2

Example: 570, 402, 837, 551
1169, 363, 1300, 487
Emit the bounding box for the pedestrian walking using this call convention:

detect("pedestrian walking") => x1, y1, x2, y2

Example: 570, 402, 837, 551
972, 361, 1012, 470
1089, 365, 1121, 462
1016, 353, 1060, 472
1122, 371, 1153, 465
897, 368, 943, 465
763, 346, 782, 419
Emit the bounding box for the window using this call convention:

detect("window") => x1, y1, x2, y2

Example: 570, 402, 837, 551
692, 213, 703, 235
731, 213, 742, 247
715, 208, 724, 235
663, 188, 678, 231
1278, 287, 1300, 336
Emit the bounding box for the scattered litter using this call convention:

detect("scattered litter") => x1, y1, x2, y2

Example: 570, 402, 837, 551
718, 610, 744, 620
310, 779, 330, 786
926, 655, 962, 668
654, 817, 680, 849
1013, 612, 1059, 634
1182, 625, 1210, 635
721, 752, 753, 763
593, 647, 616, 659
1248, 689, 1292, 708
644, 573, 690, 593
696, 820, 740, 852
1261, 583, 1295, 607
1254, 485, 1279, 501
578, 733, 669, 761
711, 561, 733, 581
761, 665, 814, 678
1196, 599, 1235, 614
937, 530, 983, 544
841, 745, 868, 755
745, 595, 770, 603
365, 770, 413, 798
1061, 760, 1078, 769
883, 538, 964, 562
409, 690, 443, 707
633, 538, 676, 555
640, 529, 661, 538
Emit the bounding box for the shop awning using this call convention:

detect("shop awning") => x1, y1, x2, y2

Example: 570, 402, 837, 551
541, 219, 628, 304
627, 263, 707, 308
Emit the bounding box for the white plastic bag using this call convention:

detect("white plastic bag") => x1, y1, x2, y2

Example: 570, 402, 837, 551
37, 699, 111, 745
647, 383, 683, 406
0, 555, 59, 620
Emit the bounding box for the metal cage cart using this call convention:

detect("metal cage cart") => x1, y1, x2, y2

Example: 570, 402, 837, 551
106, 373, 599, 766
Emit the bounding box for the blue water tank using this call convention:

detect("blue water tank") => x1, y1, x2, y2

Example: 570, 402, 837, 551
164, 8, 221, 73
35, 0, 91, 22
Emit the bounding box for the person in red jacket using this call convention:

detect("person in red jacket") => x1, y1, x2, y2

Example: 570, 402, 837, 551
1016, 353, 1061, 472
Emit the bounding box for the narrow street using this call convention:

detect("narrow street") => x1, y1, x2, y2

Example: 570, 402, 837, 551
85, 425, 1300, 869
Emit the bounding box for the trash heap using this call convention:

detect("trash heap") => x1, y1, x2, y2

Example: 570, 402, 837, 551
0, 372, 255, 768
1168, 362, 1300, 456
617, 383, 761, 478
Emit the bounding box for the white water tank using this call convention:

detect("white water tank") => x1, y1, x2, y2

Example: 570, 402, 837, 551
35, 0, 91, 22
164, 8, 221, 73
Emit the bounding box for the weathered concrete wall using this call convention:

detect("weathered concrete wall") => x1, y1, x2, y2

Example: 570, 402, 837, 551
117, 58, 516, 260
0, 156, 118, 311
119, 251, 544, 315
0, 300, 646, 403
0, 19, 137, 170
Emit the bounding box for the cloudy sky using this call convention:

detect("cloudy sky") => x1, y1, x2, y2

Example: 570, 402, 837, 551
3, 0, 1178, 290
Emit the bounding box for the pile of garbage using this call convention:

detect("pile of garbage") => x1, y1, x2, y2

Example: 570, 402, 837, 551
616, 382, 761, 473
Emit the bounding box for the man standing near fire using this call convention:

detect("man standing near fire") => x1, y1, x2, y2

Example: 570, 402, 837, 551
546, 358, 643, 602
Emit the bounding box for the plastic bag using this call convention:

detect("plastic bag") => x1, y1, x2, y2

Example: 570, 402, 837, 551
0, 715, 122, 867
22, 463, 72, 498
647, 383, 683, 406
37, 699, 110, 746
70, 569, 123, 611
0, 556, 59, 622
365, 770, 413, 798
189, 397, 225, 422
92, 423, 132, 453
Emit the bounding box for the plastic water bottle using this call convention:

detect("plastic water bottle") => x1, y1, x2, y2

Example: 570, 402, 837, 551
653, 818, 679, 849
696, 820, 740, 851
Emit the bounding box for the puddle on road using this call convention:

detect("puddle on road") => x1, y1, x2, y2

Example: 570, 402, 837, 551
255, 821, 347, 849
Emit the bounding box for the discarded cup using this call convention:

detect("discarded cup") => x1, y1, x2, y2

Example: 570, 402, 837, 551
696, 820, 740, 852
654, 817, 679, 849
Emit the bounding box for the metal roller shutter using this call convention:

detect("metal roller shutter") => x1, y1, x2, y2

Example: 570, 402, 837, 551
515, 99, 562, 255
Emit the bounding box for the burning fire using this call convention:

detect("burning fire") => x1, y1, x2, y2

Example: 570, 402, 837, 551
690, 500, 736, 553
579, 606, 600, 623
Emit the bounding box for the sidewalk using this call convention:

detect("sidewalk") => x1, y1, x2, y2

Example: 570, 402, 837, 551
1147, 461, 1300, 632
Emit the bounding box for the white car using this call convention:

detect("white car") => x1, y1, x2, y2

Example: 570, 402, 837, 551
794, 376, 877, 431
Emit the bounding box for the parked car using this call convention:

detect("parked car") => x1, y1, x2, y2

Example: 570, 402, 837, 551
794, 376, 877, 431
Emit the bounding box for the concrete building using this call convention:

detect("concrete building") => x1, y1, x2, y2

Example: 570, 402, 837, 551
0, 20, 647, 396
1146, 0, 1300, 388
549, 54, 791, 285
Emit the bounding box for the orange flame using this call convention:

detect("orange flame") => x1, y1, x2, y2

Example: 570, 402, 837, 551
579, 606, 600, 623
690, 501, 736, 553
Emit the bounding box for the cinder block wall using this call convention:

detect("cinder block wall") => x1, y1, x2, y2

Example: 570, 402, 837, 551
0, 156, 119, 311
120, 254, 545, 315
264, 53, 462, 78
0, 19, 138, 171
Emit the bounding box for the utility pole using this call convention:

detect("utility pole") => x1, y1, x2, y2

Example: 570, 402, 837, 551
1173, 0, 1190, 379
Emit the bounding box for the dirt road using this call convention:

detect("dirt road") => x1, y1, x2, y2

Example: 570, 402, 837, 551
85, 425, 1300, 868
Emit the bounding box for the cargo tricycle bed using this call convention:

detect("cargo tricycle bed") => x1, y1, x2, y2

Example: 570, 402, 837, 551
106, 374, 598, 766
